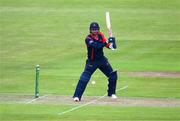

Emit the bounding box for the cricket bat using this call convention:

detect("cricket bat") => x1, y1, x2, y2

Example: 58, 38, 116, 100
106, 11, 116, 50
106, 12, 113, 37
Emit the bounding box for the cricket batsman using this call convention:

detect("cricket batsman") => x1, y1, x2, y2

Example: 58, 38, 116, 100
73, 22, 117, 102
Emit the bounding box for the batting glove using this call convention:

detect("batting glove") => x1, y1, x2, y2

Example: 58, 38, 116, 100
108, 37, 117, 49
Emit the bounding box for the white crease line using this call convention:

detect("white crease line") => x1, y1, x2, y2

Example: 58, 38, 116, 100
116, 85, 128, 91
58, 85, 128, 115
26, 95, 49, 104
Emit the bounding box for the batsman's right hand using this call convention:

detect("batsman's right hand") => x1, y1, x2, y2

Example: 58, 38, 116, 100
108, 37, 117, 49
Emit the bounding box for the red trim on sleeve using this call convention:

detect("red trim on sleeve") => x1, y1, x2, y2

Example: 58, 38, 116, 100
99, 32, 110, 48
106, 43, 110, 48
99, 32, 107, 43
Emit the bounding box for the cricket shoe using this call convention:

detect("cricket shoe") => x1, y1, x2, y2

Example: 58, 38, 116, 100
73, 97, 80, 102
111, 94, 117, 99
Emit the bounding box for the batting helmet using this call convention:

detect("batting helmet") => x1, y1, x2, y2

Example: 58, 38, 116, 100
89, 22, 100, 31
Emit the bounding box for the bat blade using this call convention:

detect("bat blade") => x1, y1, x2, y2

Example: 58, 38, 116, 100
106, 12, 113, 37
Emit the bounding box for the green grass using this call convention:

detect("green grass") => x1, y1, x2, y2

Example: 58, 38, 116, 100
1, 70, 180, 98
1, 104, 180, 121
0, 0, 180, 120
0, 0, 180, 94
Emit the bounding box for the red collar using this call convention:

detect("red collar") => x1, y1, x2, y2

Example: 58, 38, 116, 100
90, 33, 99, 40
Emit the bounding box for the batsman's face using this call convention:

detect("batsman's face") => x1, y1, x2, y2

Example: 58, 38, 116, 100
91, 29, 99, 35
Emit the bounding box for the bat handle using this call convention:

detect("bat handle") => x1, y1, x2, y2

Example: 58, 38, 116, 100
108, 29, 113, 37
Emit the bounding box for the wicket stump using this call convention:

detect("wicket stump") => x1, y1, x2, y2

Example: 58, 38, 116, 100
35, 65, 40, 98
